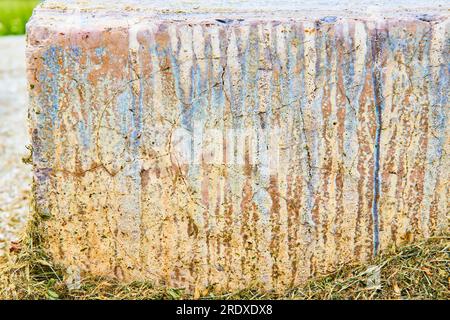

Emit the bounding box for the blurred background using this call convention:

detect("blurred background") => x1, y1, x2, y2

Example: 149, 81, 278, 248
0, 0, 40, 36
0, 0, 40, 257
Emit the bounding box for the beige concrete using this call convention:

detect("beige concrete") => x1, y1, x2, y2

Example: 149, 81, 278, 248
27, 1, 449, 292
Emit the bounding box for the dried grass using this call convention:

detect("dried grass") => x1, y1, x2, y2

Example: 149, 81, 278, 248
1, 212, 448, 300
1, 177, 448, 300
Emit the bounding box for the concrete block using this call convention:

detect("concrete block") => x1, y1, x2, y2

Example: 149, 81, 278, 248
27, 0, 449, 292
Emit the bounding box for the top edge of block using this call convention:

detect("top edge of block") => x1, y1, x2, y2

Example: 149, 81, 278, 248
28, 0, 450, 31
33, 0, 450, 16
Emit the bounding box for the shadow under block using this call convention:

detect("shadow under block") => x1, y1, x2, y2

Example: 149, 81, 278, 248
27, 0, 449, 292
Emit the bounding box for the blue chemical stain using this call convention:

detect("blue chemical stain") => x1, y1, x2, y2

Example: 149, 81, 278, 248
216, 19, 234, 25
117, 90, 132, 135
320, 16, 338, 23
69, 46, 81, 61
370, 30, 384, 256
95, 47, 106, 58
416, 13, 435, 22
41, 46, 63, 126
78, 121, 90, 148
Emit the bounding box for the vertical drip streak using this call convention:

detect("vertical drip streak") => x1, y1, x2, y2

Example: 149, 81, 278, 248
370, 26, 383, 256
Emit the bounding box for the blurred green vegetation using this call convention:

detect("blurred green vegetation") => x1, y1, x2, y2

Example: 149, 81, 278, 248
0, 0, 40, 36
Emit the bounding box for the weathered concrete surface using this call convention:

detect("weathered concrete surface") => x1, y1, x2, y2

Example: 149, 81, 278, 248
27, 1, 449, 292
0, 36, 31, 257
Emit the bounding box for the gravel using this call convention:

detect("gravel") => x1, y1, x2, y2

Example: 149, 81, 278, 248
0, 36, 31, 257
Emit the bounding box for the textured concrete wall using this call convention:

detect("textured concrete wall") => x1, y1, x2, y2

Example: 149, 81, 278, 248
27, 1, 449, 292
